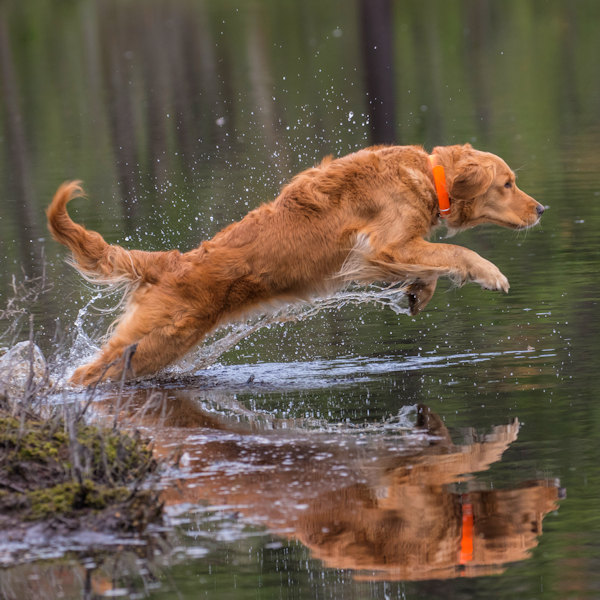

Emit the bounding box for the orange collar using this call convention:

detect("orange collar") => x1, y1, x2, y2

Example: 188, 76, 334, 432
428, 155, 451, 218
459, 498, 474, 565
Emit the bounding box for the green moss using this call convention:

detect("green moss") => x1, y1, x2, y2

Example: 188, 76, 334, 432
0, 418, 64, 462
73, 424, 154, 484
26, 480, 130, 520
0, 417, 21, 430
0, 410, 160, 528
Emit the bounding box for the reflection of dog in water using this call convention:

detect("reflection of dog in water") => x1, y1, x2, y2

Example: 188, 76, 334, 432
47, 144, 544, 385
111, 394, 561, 580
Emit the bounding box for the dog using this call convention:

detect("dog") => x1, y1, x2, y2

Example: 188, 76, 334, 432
47, 144, 544, 385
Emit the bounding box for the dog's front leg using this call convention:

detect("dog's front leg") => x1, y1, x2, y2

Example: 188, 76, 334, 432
367, 239, 509, 294
400, 240, 510, 292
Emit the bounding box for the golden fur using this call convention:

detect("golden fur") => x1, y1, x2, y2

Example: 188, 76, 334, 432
47, 144, 544, 385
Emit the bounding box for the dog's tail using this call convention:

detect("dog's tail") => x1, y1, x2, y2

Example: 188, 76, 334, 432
47, 181, 143, 286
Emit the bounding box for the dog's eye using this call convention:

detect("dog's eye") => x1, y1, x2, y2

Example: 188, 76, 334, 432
504, 181, 512, 189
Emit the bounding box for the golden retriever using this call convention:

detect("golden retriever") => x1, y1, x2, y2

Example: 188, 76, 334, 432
47, 144, 544, 385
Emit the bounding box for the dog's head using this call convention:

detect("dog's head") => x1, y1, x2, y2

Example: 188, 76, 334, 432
432, 144, 545, 232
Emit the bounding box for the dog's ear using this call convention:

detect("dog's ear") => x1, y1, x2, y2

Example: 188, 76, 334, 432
450, 162, 494, 200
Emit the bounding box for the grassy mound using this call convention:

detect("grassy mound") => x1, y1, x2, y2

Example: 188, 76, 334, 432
0, 409, 162, 532
0, 275, 164, 546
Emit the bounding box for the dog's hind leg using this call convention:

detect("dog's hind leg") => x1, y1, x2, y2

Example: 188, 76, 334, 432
406, 277, 438, 315
70, 318, 212, 386
70, 328, 145, 386
126, 324, 207, 379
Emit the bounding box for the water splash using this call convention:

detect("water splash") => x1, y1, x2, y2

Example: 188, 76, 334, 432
192, 393, 421, 436
178, 283, 410, 372
179, 347, 538, 394
64, 286, 132, 381
60, 282, 410, 380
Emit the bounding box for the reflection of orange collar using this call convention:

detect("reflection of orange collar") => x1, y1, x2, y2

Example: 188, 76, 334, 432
428, 155, 451, 218
459, 497, 474, 565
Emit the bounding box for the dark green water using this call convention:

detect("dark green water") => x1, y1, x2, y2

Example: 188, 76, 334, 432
1, 0, 600, 598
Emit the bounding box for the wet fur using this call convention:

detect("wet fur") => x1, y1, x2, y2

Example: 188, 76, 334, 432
47, 144, 544, 385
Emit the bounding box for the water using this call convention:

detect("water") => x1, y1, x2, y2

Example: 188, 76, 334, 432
2, 0, 600, 598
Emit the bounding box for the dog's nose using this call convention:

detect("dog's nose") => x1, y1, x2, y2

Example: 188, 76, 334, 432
536, 204, 545, 216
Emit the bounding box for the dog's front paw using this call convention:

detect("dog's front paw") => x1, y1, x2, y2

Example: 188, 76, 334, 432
470, 260, 510, 293
480, 269, 509, 293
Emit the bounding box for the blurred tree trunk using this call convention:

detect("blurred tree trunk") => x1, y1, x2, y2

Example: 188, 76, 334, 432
0, 14, 40, 275
98, 4, 140, 229
464, 0, 493, 142
359, 0, 397, 144
246, 5, 290, 179
141, 6, 170, 194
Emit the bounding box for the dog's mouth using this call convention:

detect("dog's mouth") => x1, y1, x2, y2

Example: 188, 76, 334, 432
514, 217, 542, 230
521, 211, 545, 229
485, 216, 541, 231
500, 208, 544, 230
